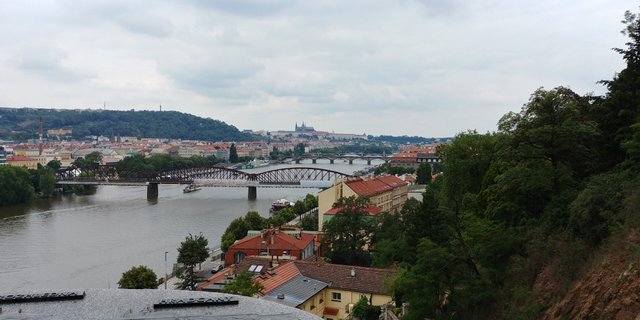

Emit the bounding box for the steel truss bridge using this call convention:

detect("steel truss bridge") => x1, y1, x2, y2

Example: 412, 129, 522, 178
55, 166, 352, 200
290, 154, 390, 165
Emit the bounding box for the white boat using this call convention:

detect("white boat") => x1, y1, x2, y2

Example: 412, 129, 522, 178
183, 184, 201, 193
245, 159, 270, 169
269, 199, 293, 215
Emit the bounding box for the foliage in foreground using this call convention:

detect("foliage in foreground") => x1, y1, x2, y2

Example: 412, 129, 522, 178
118, 265, 158, 289
221, 270, 264, 296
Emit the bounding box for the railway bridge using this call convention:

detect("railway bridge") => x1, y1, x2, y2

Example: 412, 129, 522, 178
55, 166, 352, 200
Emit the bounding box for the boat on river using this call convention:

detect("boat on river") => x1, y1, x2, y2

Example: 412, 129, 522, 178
183, 184, 201, 193
244, 159, 270, 169
269, 199, 293, 215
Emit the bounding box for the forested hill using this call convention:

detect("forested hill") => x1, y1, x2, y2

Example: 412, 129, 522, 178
0, 108, 253, 141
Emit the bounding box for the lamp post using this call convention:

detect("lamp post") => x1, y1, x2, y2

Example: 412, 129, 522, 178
164, 251, 168, 290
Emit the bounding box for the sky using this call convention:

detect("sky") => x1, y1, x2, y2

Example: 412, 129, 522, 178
0, 1, 637, 137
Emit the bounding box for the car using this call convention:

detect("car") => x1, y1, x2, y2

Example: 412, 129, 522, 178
211, 264, 224, 274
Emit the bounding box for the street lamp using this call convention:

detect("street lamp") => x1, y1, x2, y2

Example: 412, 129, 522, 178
164, 251, 168, 290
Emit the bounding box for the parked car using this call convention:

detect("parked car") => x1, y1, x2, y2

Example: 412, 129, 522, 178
211, 264, 224, 274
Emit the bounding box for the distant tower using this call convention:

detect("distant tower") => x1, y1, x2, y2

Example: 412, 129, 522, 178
159, 104, 162, 112
38, 116, 43, 156
103, 101, 106, 110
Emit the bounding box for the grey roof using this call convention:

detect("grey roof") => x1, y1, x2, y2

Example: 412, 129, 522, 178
263, 275, 328, 308
0, 289, 321, 320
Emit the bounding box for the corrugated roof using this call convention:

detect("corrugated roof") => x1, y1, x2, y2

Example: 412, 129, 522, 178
263, 275, 328, 307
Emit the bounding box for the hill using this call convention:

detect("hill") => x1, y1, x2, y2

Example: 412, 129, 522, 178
0, 108, 253, 141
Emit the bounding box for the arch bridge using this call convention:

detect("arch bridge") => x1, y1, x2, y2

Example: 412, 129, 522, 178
291, 154, 390, 165
55, 166, 352, 200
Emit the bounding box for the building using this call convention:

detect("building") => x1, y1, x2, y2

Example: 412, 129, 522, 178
0, 146, 6, 165
256, 260, 397, 320
295, 122, 315, 133
0, 289, 320, 320
225, 228, 318, 266
317, 176, 408, 230
6, 155, 39, 169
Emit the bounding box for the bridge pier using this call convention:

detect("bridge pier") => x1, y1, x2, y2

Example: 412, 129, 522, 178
147, 182, 159, 201
312, 159, 316, 164
367, 160, 371, 165
329, 159, 334, 164
295, 159, 300, 164
349, 159, 353, 165
248, 186, 257, 200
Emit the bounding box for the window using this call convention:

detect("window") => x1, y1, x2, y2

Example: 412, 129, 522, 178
319, 297, 324, 304
331, 292, 341, 302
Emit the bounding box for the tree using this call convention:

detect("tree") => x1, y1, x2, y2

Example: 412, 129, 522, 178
300, 214, 318, 231
117, 265, 158, 289
0, 166, 34, 206
222, 270, 264, 296
416, 163, 431, 184
37, 166, 56, 197
229, 143, 238, 163
322, 196, 377, 266
303, 194, 318, 210
594, 9, 640, 169
294, 143, 305, 156
46, 159, 62, 171
177, 233, 209, 289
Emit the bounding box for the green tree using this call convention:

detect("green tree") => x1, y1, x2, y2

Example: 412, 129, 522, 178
299, 214, 318, 231
177, 233, 209, 289
229, 143, 238, 163
37, 166, 56, 197
46, 159, 62, 171
0, 166, 35, 206
222, 270, 264, 296
322, 196, 376, 266
221, 211, 267, 252
416, 163, 431, 184
303, 194, 318, 210
117, 265, 158, 289
294, 143, 305, 156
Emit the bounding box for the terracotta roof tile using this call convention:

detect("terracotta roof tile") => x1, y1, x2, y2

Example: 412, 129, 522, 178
256, 261, 302, 294
324, 205, 381, 216
294, 261, 397, 295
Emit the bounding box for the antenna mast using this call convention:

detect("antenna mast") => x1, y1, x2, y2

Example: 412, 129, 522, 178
38, 116, 43, 156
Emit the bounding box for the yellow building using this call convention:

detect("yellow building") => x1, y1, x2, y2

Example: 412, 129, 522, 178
318, 176, 408, 230
7, 155, 40, 169
256, 260, 397, 320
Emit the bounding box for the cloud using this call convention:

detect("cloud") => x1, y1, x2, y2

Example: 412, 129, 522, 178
7, 46, 92, 82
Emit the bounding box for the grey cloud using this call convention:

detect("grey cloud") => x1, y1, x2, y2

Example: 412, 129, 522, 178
7, 46, 92, 82
186, 0, 296, 16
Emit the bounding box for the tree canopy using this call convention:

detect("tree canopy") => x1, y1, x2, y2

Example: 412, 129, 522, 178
177, 233, 209, 289
221, 270, 264, 296
117, 265, 158, 289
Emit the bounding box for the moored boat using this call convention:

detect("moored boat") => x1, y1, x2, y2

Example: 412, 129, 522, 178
183, 184, 201, 193
269, 198, 293, 215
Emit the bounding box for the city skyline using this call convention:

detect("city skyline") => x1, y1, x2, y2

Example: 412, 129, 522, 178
0, 1, 636, 136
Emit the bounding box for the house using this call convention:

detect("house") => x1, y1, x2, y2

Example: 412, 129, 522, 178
317, 176, 408, 230
224, 228, 317, 266
6, 155, 40, 169
256, 260, 397, 320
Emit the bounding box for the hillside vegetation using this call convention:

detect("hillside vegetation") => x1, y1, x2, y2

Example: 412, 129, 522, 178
369, 9, 640, 319
0, 108, 252, 141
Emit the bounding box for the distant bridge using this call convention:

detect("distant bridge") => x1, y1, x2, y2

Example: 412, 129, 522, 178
55, 166, 352, 200
290, 154, 390, 165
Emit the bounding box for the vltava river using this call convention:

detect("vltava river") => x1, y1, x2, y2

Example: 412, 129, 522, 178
0, 160, 379, 290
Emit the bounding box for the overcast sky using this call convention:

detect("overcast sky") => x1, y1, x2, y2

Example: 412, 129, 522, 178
0, 1, 636, 137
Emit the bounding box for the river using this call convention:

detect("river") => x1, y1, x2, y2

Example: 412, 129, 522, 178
0, 160, 381, 291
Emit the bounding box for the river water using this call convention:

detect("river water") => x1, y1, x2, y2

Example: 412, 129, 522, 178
0, 160, 380, 291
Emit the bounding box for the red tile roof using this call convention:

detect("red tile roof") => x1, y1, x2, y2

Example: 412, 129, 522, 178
231, 229, 315, 252
324, 205, 381, 216
294, 261, 397, 295
7, 155, 36, 161
345, 176, 407, 197
255, 261, 301, 294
